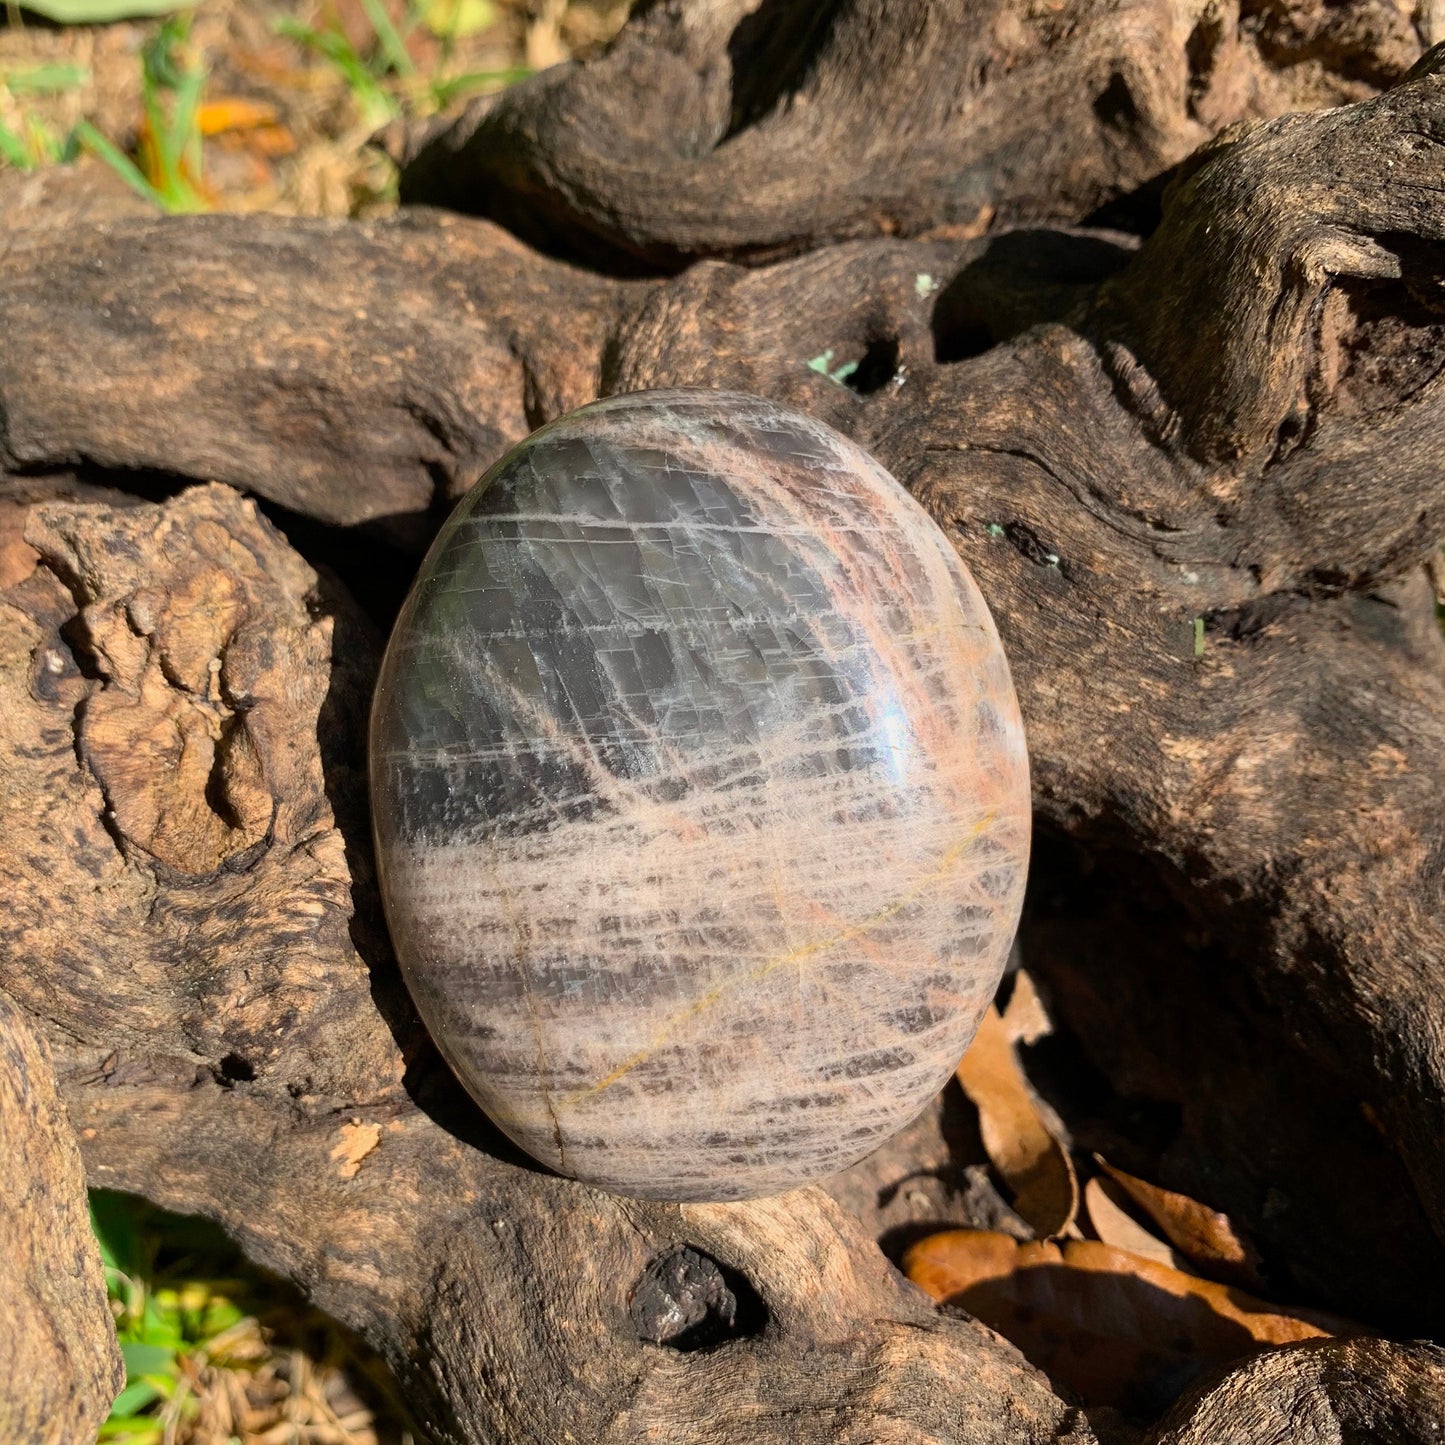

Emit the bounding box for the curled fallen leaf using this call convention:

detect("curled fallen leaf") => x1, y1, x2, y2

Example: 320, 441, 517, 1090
1084, 1175, 1184, 1271
1095, 1155, 1265, 1291
1000, 967, 1052, 1046
956, 1003, 1078, 1237
904, 1228, 1352, 1414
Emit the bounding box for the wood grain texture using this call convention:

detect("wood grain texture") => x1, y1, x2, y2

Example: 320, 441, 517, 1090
0, 212, 626, 548
2, 7, 1445, 1440
1144, 1337, 1445, 1444
397, 0, 1431, 268
0, 991, 124, 1443
371, 391, 1029, 1198
0, 481, 1090, 1444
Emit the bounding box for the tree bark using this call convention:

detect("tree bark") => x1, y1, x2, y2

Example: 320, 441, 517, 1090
0, 991, 123, 1444
2, 5, 1445, 1441
397, 0, 1431, 268
1144, 1337, 1445, 1443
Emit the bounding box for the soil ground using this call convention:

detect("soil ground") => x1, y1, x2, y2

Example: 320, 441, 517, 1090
0, 0, 624, 215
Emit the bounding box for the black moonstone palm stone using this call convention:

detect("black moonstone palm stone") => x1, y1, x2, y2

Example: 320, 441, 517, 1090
370, 389, 1030, 1201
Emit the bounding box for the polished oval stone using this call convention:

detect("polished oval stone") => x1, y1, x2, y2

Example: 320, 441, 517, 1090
370, 389, 1030, 1201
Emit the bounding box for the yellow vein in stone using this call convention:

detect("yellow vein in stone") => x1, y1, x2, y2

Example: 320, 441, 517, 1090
556, 810, 997, 1108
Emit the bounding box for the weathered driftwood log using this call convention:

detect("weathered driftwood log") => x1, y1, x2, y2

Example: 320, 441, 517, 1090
0, 481, 1093, 1444
1144, 1337, 1445, 1443
0, 214, 621, 545
397, 0, 1429, 267
3, 5, 1445, 1441
0, 992, 122, 1444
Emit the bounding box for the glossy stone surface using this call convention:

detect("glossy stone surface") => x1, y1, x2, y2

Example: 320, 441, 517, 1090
370, 390, 1030, 1201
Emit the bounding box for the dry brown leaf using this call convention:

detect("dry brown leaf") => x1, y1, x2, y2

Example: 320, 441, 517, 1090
1095, 1155, 1266, 1290
245, 125, 301, 159
1084, 1176, 1184, 1270
1001, 968, 1052, 1046
330, 1120, 382, 1180
957, 1005, 1078, 1237
903, 1228, 1350, 1411
197, 98, 282, 135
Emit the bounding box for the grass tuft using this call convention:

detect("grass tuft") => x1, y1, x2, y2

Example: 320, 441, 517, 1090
91, 1189, 425, 1445
0, 0, 625, 216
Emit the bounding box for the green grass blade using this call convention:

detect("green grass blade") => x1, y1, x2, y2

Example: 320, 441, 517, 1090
430, 64, 530, 106
20, 0, 194, 21
275, 17, 398, 124
140, 79, 168, 174
142, 14, 190, 91
161, 62, 206, 180
0, 120, 33, 169
104, 1377, 165, 1418
119, 1342, 178, 1377
359, 0, 416, 76
74, 121, 166, 208
97, 1413, 165, 1443
137, 1289, 186, 1349
0, 62, 90, 93
23, 115, 64, 163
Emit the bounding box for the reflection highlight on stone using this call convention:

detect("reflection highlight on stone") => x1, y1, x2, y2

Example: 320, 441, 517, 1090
370, 389, 1030, 1201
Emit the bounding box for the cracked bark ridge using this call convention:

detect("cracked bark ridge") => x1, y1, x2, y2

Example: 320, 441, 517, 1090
0, 213, 624, 548
1144, 1337, 1445, 1443
3, 8, 1445, 1441
0, 481, 1096, 1444
0, 482, 398, 1100
398, 0, 1432, 269
0, 991, 123, 1444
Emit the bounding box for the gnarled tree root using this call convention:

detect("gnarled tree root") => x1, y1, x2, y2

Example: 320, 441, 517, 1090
0, 992, 122, 1444
2, 11, 1445, 1443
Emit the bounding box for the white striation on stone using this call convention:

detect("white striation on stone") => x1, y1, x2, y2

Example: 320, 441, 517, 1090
370, 389, 1030, 1201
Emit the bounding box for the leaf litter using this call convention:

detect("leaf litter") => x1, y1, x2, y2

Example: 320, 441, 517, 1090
904, 1229, 1354, 1414
0, 0, 628, 215
911, 969, 1369, 1419
1094, 1154, 1267, 1291
955, 981, 1078, 1238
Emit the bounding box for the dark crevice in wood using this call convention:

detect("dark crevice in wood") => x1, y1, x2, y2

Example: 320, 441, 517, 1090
214, 1051, 257, 1085
724, 0, 848, 145
257, 500, 419, 632
1022, 828, 1445, 1334
629, 1246, 769, 1350
11, 460, 211, 507
843, 335, 901, 394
